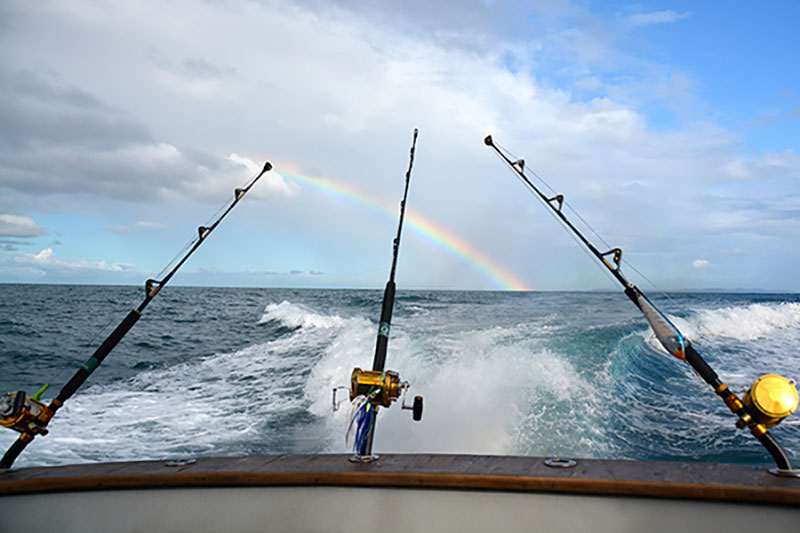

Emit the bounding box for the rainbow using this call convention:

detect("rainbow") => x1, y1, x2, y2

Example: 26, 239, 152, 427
273, 164, 532, 291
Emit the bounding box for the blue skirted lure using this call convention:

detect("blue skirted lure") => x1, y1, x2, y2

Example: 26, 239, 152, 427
346, 395, 375, 458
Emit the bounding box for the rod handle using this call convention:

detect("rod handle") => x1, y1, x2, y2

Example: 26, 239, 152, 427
0, 435, 30, 469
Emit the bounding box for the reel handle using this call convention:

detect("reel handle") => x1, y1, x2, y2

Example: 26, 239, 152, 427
401, 389, 423, 421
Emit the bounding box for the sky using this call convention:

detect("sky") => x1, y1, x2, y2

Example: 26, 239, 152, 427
1, 0, 798, 291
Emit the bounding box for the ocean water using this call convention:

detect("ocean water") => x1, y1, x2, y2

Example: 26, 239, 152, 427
1, 284, 799, 468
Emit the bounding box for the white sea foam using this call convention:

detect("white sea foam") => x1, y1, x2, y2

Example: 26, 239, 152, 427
29, 342, 308, 464
259, 300, 347, 329
0, 301, 381, 466
637, 302, 800, 362
14, 314, 361, 465
5, 291, 797, 468
304, 316, 605, 457
691, 302, 800, 341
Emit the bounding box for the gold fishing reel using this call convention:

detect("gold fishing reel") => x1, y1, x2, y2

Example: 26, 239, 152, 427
742, 374, 798, 428
340, 368, 423, 421
350, 368, 401, 407
0, 391, 52, 437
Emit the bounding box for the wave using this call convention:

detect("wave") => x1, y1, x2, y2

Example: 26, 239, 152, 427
305, 314, 610, 457
690, 302, 800, 341
259, 301, 349, 330
3, 289, 798, 468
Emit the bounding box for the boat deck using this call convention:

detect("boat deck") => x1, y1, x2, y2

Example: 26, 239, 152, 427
2, 454, 799, 532
3, 453, 799, 504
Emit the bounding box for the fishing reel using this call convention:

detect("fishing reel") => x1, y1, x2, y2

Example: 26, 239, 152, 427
335, 368, 423, 463
351, 368, 423, 420
0, 390, 52, 437
737, 374, 798, 430
333, 368, 423, 421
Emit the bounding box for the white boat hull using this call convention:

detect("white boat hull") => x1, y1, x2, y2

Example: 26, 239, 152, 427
3, 454, 799, 532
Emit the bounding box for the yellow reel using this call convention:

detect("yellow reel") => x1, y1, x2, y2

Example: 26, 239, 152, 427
0, 391, 51, 436
743, 374, 798, 428
350, 369, 402, 408
348, 368, 422, 421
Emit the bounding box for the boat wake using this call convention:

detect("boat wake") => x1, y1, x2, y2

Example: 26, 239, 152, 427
1, 288, 798, 467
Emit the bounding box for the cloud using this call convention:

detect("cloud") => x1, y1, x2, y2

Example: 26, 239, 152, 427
621, 10, 690, 29
1, 239, 29, 251
15, 248, 132, 272
0, 67, 297, 206
0, 213, 45, 237
0, 0, 797, 290
0, 68, 151, 151
104, 225, 130, 234
748, 106, 800, 129
722, 150, 800, 181
213, 153, 299, 200
135, 220, 169, 230
169, 268, 331, 287
693, 259, 709, 269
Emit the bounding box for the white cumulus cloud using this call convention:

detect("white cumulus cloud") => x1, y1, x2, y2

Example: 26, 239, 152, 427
0, 0, 797, 290
16, 248, 131, 272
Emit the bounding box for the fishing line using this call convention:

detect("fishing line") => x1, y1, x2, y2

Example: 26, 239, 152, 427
343, 128, 423, 463
154, 239, 196, 282
493, 140, 618, 252
522, 167, 686, 309
620, 259, 687, 326
153, 193, 241, 281
487, 135, 800, 473
491, 141, 685, 298
11, 293, 130, 459
42, 188, 251, 396
39, 285, 144, 403
0, 161, 272, 469
489, 147, 621, 291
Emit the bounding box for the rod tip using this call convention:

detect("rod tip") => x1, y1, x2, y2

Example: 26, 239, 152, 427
484, 135, 493, 146
262, 161, 273, 172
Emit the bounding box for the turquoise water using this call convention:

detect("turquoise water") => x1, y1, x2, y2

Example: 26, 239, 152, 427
1, 284, 799, 467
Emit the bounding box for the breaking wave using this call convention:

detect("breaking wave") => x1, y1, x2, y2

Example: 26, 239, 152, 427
2, 286, 798, 467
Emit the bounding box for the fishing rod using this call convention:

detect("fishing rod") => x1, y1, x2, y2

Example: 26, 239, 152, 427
0, 161, 272, 469
373, 128, 418, 373
485, 135, 799, 476
335, 129, 423, 462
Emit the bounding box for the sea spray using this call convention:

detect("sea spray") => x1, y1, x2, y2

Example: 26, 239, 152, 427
1, 285, 798, 467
